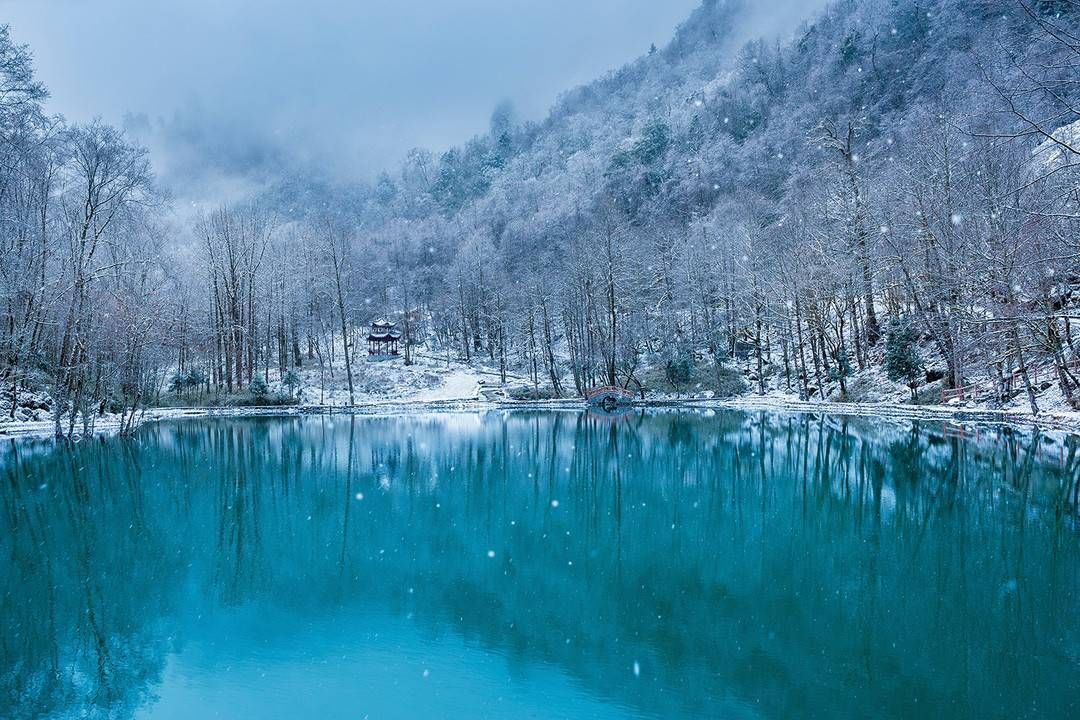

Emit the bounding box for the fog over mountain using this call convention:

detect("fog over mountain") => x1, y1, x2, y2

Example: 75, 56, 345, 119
1, 0, 826, 204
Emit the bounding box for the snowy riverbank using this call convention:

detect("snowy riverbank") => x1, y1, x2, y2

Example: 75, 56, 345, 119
4, 391, 1079, 441
6, 347, 1080, 440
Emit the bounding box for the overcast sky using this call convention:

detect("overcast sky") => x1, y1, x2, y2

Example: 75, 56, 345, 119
2, 1, 699, 189
1, 0, 825, 202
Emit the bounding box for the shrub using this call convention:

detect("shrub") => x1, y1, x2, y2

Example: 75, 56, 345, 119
506, 384, 562, 401
665, 355, 695, 395
712, 361, 748, 398
230, 392, 298, 407
915, 382, 942, 406
248, 376, 269, 396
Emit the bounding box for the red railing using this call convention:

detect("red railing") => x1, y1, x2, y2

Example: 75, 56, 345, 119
940, 385, 979, 403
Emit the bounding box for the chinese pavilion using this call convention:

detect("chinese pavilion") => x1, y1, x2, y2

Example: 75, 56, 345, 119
368, 320, 402, 359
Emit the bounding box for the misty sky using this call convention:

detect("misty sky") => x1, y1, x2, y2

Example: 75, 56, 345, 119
2, 1, 700, 191
1, 0, 825, 202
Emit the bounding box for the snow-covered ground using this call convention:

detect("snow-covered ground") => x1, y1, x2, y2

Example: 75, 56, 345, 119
288, 353, 485, 406
4, 347, 1080, 439
0, 353, 495, 438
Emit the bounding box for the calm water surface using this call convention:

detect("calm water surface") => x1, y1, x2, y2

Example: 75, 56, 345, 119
2, 410, 1079, 719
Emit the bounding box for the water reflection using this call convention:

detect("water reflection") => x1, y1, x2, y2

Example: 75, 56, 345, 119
1, 410, 1078, 719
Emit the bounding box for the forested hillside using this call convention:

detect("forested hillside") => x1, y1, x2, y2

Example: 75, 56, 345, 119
3, 0, 1080, 435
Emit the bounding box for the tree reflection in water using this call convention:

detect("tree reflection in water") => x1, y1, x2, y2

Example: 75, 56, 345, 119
1, 410, 1078, 719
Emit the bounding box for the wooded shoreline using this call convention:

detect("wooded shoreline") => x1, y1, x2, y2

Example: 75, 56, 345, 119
3, 396, 1075, 441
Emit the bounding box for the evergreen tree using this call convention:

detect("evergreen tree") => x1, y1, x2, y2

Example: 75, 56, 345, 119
884, 318, 923, 402
249, 376, 269, 397
283, 369, 301, 398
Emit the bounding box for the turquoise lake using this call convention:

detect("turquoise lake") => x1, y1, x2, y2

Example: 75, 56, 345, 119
1, 410, 1078, 719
